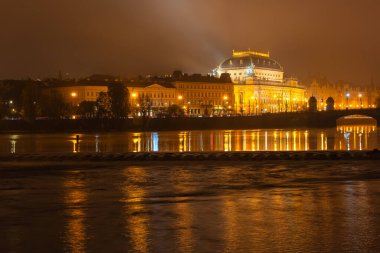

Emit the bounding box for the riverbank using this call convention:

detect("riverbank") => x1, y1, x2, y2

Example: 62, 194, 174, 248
1, 150, 379, 162
1, 109, 379, 133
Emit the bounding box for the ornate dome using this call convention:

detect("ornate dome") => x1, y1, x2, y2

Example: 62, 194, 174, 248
219, 51, 283, 71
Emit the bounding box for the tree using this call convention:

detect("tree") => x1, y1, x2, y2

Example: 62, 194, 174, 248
326, 97, 334, 111
38, 91, 69, 118
77, 101, 96, 118
108, 83, 129, 118
166, 104, 184, 117
172, 70, 183, 80
0, 83, 8, 119
138, 94, 152, 117
308, 96, 317, 112
96, 92, 112, 118
21, 81, 38, 121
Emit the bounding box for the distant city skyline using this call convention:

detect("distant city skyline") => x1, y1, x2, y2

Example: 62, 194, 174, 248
0, 0, 379, 85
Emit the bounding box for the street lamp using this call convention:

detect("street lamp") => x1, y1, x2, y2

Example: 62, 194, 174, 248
346, 93, 350, 110
131, 93, 138, 116
249, 96, 255, 115
223, 95, 228, 116
177, 95, 184, 115
358, 93, 363, 108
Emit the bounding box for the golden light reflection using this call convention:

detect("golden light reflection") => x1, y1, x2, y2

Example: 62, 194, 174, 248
222, 196, 238, 253
274, 131, 278, 151
179, 131, 190, 152
122, 167, 149, 253
304, 131, 309, 151
171, 170, 194, 253
63, 172, 87, 253
132, 133, 142, 152
121, 128, 377, 153
224, 131, 232, 151
69, 134, 82, 153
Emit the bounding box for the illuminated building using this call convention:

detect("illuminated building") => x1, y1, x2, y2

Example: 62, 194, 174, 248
45, 85, 108, 105
306, 80, 380, 110
127, 83, 178, 116
213, 50, 306, 114
127, 79, 234, 116
127, 51, 306, 116
213, 50, 283, 83
172, 81, 234, 115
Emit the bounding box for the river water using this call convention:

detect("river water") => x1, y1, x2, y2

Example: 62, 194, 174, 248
1, 161, 380, 252
1, 127, 378, 153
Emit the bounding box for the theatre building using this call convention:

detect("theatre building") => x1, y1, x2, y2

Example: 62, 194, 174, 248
213, 50, 306, 113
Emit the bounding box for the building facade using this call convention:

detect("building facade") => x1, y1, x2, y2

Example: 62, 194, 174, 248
46, 85, 108, 105
213, 50, 306, 114
306, 80, 379, 111
127, 81, 235, 116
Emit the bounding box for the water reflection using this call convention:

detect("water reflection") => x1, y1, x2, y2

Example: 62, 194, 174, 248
1, 127, 378, 153
10, 135, 18, 154
2, 163, 380, 252
69, 134, 82, 153
122, 167, 149, 253
95, 135, 100, 152
336, 125, 377, 151
171, 170, 195, 253
63, 171, 88, 253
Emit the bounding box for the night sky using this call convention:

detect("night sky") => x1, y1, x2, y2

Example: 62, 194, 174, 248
0, 0, 379, 84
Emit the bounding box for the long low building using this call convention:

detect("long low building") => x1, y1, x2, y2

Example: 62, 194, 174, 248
127, 79, 234, 116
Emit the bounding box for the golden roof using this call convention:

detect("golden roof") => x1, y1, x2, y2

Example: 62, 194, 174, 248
232, 50, 270, 58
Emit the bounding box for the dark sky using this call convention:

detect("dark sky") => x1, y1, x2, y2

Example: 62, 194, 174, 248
0, 0, 379, 84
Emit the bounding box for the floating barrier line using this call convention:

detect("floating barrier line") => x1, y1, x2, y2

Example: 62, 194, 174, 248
0, 150, 379, 162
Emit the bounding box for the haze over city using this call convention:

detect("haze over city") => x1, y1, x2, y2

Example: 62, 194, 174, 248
1, 0, 379, 84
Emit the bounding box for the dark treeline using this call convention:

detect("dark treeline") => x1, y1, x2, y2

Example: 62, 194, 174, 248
0, 79, 130, 121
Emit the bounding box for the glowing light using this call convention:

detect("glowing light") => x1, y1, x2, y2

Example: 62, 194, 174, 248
223, 95, 228, 100
178, 95, 183, 100
131, 93, 137, 98
71, 92, 77, 97
232, 50, 270, 58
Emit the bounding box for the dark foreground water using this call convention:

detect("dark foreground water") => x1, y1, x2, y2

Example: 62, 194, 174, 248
1, 161, 380, 253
